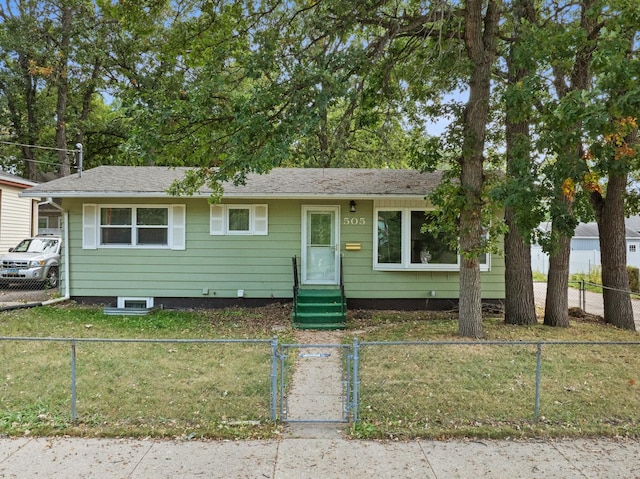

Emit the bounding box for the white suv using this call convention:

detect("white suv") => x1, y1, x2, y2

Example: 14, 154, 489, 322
0, 236, 61, 288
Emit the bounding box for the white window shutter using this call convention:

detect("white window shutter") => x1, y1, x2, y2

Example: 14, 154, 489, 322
170, 205, 186, 250
82, 204, 98, 249
210, 204, 225, 235
253, 204, 268, 235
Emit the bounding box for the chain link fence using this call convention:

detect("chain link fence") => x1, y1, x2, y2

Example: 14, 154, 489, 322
0, 285, 60, 310
3, 335, 640, 438
0, 235, 62, 309
534, 281, 640, 326
355, 340, 640, 436
581, 281, 640, 322
0, 337, 276, 437
569, 281, 640, 325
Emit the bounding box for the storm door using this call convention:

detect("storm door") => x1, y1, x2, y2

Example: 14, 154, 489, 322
301, 206, 340, 285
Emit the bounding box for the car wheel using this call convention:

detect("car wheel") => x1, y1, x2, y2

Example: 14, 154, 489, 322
45, 267, 59, 289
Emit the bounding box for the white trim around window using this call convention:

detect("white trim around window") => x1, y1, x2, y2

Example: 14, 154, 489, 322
210, 204, 268, 236
117, 297, 154, 309
374, 207, 490, 272
82, 204, 185, 250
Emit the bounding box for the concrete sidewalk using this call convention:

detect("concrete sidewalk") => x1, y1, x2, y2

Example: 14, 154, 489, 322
2, 435, 640, 478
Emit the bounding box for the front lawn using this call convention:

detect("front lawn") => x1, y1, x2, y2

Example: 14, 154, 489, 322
0, 303, 294, 440
350, 311, 640, 439
2, 303, 640, 440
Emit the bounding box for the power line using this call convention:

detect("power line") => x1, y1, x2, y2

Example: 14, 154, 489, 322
0, 155, 60, 167
0, 140, 81, 153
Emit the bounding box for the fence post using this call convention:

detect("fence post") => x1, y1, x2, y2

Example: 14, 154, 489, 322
270, 337, 278, 422
534, 342, 542, 419
70, 340, 77, 423
352, 338, 359, 423
582, 280, 586, 311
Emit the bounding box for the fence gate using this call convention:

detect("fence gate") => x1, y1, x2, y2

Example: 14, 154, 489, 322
278, 343, 354, 423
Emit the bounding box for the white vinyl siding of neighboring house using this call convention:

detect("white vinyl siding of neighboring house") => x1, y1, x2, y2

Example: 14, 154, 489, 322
531, 221, 640, 274
571, 238, 600, 251
0, 184, 36, 253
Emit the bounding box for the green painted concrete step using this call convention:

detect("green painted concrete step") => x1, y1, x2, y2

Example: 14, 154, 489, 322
294, 311, 346, 323
296, 302, 344, 314
296, 288, 341, 295
296, 295, 343, 304
293, 288, 346, 330
293, 322, 347, 330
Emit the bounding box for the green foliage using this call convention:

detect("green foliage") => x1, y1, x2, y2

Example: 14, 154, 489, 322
518, 0, 640, 257
425, 168, 507, 259
350, 421, 378, 439
570, 266, 602, 286
627, 266, 639, 293
0, 0, 136, 178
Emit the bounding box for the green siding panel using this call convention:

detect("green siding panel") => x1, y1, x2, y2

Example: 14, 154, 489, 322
62, 198, 505, 301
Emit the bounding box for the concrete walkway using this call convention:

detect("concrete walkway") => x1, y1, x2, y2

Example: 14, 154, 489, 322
2, 435, 640, 478
283, 330, 347, 440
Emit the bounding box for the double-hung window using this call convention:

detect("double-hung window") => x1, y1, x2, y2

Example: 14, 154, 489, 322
100, 207, 168, 245
210, 204, 268, 235
82, 204, 185, 250
375, 208, 489, 271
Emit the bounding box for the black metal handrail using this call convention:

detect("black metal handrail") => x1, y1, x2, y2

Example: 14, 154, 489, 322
292, 256, 299, 321
340, 254, 346, 314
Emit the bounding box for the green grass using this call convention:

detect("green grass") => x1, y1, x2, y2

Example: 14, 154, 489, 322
532, 271, 547, 282
349, 313, 640, 440
0, 304, 294, 439
3, 304, 640, 440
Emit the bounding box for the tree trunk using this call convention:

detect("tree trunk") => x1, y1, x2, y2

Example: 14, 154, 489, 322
457, 0, 500, 338
544, 0, 597, 327
74, 57, 103, 161
592, 172, 635, 330
503, 0, 537, 326
56, 7, 73, 177
504, 207, 537, 324
544, 231, 570, 327
18, 53, 38, 181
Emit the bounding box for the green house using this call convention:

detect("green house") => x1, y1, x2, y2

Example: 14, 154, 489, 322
21, 166, 504, 327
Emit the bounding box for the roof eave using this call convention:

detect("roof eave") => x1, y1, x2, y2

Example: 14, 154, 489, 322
20, 191, 430, 200
1, 179, 38, 189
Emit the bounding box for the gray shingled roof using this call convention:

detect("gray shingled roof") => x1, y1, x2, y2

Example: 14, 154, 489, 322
20, 166, 443, 199
573, 222, 600, 238
540, 221, 640, 239
574, 222, 640, 239
625, 215, 640, 233
0, 171, 38, 188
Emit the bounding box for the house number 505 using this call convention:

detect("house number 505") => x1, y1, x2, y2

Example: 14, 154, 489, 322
344, 217, 366, 225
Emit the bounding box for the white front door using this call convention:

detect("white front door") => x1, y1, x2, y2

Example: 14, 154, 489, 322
302, 206, 340, 285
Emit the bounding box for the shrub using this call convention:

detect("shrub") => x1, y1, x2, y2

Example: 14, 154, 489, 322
627, 266, 639, 292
